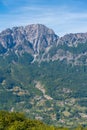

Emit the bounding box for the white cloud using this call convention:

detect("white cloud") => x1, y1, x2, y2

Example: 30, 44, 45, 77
1, 4, 87, 36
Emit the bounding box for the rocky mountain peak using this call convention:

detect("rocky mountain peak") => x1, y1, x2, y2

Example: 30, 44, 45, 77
59, 33, 87, 46
1, 24, 87, 64
24, 24, 58, 53
25, 24, 55, 35
0, 24, 58, 56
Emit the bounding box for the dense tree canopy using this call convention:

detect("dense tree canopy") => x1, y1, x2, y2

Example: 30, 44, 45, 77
0, 111, 87, 130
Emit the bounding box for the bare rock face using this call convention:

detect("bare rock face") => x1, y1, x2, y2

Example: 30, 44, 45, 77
0, 29, 14, 48
25, 24, 58, 53
0, 24, 58, 57
49, 33, 87, 64
59, 33, 87, 46
0, 24, 87, 64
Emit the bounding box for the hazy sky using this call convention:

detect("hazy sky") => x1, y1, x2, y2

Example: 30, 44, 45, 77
0, 0, 87, 36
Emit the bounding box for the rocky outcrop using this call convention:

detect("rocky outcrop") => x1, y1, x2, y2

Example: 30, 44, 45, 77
59, 33, 87, 46
0, 24, 87, 64
0, 24, 58, 56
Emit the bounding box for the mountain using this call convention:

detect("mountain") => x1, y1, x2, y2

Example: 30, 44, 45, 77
1, 24, 87, 64
0, 24, 58, 62
48, 33, 87, 64
0, 24, 87, 127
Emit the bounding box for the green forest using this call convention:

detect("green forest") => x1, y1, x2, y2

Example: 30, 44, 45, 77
0, 52, 87, 127
0, 111, 87, 130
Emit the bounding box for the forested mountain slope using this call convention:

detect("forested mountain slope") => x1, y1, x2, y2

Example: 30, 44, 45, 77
0, 24, 87, 127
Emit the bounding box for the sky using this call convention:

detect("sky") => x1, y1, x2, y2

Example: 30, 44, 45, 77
0, 0, 87, 36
